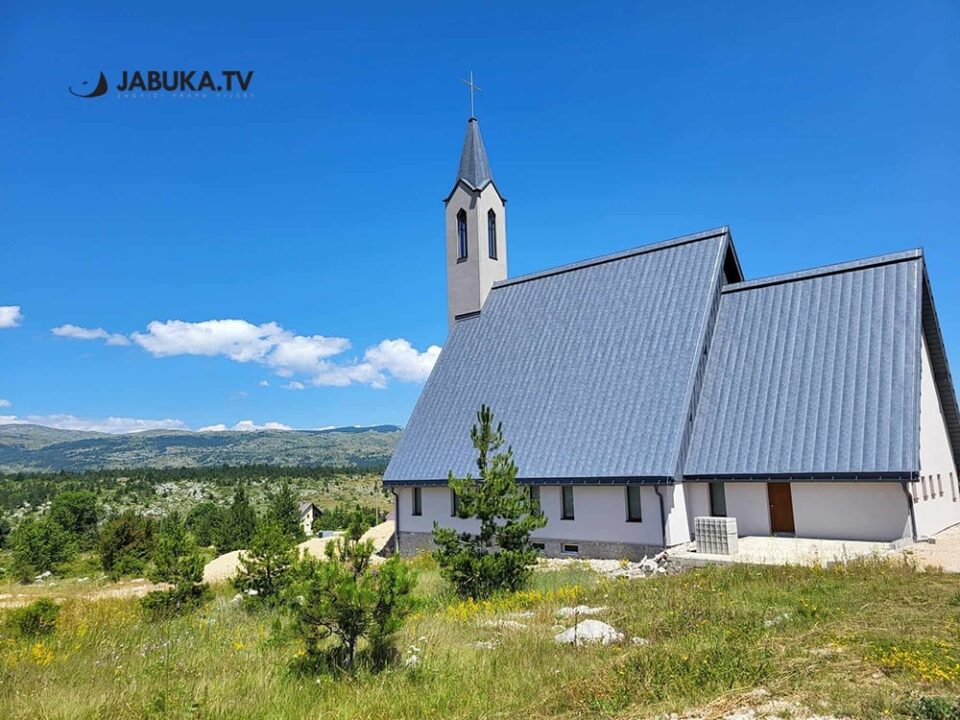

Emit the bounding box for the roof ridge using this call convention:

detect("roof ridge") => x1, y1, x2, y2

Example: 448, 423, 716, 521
723, 248, 922, 294
493, 226, 730, 290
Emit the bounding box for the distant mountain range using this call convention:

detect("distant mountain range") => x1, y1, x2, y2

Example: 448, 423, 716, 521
0, 424, 402, 472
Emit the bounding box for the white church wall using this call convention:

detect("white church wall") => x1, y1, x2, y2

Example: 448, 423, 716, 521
662, 483, 692, 546
683, 483, 711, 539
474, 185, 507, 310
399, 486, 480, 535
530, 486, 662, 546
914, 335, 960, 537
791, 482, 911, 542
724, 482, 771, 536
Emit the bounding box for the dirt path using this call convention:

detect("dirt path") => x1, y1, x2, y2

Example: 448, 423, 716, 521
0, 578, 165, 609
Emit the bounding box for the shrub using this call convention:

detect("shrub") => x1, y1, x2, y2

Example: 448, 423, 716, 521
288, 534, 415, 672
0, 515, 10, 548
315, 504, 378, 533
142, 513, 210, 617
432, 405, 546, 599
6, 598, 60, 637
185, 501, 223, 547
217, 484, 257, 552
266, 483, 305, 542
49, 490, 100, 548
233, 521, 296, 605
99, 511, 156, 578
11, 515, 75, 581
904, 696, 960, 720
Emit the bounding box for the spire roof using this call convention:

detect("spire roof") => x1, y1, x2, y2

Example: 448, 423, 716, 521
456, 118, 493, 188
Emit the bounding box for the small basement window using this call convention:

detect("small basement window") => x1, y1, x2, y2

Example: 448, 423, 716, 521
412, 487, 422, 516
531, 542, 545, 552
561, 543, 579, 555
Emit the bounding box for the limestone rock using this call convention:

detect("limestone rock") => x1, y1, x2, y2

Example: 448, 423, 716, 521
554, 619, 624, 646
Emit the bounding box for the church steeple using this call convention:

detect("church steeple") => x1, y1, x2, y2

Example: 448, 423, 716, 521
457, 118, 493, 189
444, 111, 507, 330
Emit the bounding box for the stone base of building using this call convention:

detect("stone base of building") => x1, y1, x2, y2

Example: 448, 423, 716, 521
395, 531, 662, 562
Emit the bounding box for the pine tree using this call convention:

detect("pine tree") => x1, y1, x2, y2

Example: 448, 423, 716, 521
142, 513, 210, 617
218, 483, 257, 552
266, 482, 305, 542
432, 405, 546, 599
233, 521, 296, 605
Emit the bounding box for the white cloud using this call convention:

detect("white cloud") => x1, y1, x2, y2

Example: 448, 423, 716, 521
0, 399, 10, 408
0, 306, 24, 328
0, 414, 187, 434
54, 316, 440, 389
52, 324, 131, 346
197, 424, 228, 432
231, 420, 292, 432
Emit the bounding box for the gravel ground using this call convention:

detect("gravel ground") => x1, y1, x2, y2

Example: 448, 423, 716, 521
900, 523, 960, 572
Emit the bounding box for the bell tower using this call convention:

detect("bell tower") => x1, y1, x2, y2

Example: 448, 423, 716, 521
444, 108, 507, 330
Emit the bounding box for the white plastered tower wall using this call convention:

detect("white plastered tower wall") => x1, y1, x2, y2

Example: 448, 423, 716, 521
445, 181, 506, 328
913, 334, 960, 536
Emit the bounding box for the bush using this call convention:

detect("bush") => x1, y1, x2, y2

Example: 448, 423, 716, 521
905, 696, 960, 720
315, 504, 378, 534
433, 405, 546, 599
266, 483, 305, 542
288, 534, 415, 672
185, 502, 223, 547
217, 484, 257, 552
99, 511, 155, 578
49, 490, 100, 548
11, 515, 75, 581
0, 515, 10, 548
6, 598, 60, 637
233, 521, 296, 606
142, 514, 210, 617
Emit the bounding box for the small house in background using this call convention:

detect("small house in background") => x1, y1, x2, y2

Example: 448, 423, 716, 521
299, 502, 321, 536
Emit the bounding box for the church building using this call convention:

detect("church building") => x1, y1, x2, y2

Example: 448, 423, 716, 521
383, 114, 960, 559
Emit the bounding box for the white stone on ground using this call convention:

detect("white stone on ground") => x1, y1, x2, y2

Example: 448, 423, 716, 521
554, 619, 624, 646
479, 619, 527, 631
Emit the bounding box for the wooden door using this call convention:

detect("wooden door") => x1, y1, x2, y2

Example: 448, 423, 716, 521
768, 482, 795, 534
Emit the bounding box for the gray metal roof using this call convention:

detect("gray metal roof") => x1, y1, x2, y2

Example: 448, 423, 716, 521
685, 251, 926, 480
456, 118, 493, 189
384, 228, 737, 484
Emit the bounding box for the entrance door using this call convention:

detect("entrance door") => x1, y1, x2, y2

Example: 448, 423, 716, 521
768, 482, 795, 534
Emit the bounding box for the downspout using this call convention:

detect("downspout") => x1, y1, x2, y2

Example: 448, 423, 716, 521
654, 485, 667, 548
390, 488, 401, 554
900, 481, 918, 542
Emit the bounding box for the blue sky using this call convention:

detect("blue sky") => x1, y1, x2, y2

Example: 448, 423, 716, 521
0, 2, 957, 433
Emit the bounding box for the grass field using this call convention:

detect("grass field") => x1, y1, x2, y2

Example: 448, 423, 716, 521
1, 555, 958, 719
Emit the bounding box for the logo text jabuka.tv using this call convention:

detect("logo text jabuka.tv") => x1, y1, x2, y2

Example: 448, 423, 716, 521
69, 70, 254, 98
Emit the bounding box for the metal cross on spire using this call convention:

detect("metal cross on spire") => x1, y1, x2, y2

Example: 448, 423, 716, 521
461, 71, 482, 118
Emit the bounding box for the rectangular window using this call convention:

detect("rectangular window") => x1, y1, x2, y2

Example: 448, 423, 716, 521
456, 210, 468, 260
487, 210, 497, 259
531, 541, 545, 552
561, 486, 575, 520
528, 485, 541, 512
938, 474, 944, 497
561, 543, 579, 555
626, 485, 642, 522
922, 476, 929, 501
450, 489, 459, 516
912, 480, 919, 502
412, 487, 422, 516
709, 482, 727, 517
952, 473, 957, 503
